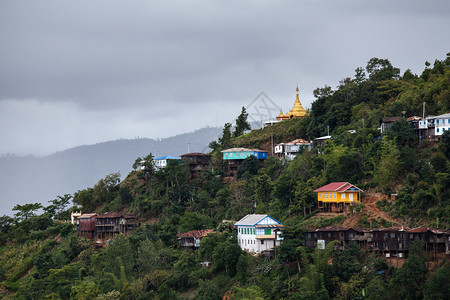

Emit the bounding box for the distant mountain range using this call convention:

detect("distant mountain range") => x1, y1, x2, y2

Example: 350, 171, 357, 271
0, 126, 222, 216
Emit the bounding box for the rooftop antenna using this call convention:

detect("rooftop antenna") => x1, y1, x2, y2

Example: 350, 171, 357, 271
422, 102, 426, 119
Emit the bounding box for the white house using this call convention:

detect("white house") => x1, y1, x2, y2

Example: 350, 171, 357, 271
275, 139, 312, 161
153, 155, 181, 170
235, 214, 284, 254
434, 113, 450, 136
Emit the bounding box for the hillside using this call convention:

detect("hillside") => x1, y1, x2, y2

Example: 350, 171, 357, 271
1, 54, 449, 299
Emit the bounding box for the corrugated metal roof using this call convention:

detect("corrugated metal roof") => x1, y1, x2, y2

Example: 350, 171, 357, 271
221, 148, 267, 153
154, 155, 181, 160
79, 213, 97, 218
234, 214, 283, 226
180, 153, 210, 157
312, 226, 364, 232
314, 182, 363, 193
96, 212, 136, 219
177, 229, 214, 239
381, 117, 401, 123
234, 214, 267, 226
286, 138, 310, 145
255, 224, 284, 228
372, 226, 409, 232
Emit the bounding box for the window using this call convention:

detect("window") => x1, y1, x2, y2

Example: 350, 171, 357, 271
261, 240, 264, 245
437, 128, 440, 133
390, 233, 395, 238
334, 193, 336, 198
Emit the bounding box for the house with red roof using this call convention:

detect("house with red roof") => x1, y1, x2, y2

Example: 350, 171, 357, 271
177, 229, 215, 249
314, 182, 363, 212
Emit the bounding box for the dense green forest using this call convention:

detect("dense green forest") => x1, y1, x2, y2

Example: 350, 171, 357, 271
1, 54, 449, 299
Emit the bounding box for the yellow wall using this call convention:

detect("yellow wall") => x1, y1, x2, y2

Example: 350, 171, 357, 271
317, 191, 360, 203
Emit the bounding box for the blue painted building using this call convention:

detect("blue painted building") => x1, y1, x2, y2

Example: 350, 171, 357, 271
221, 148, 269, 160
221, 148, 269, 178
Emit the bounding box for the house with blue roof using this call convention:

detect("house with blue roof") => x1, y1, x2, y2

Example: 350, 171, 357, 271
153, 155, 181, 170
221, 148, 269, 178
235, 214, 284, 254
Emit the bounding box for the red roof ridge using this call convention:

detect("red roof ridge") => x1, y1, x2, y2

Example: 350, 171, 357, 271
177, 229, 215, 239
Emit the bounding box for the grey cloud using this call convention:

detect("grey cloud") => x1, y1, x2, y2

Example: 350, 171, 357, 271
0, 0, 449, 155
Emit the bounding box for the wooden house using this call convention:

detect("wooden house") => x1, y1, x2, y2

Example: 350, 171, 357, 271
380, 116, 401, 134
77, 213, 97, 239
221, 148, 268, 178
96, 212, 136, 240
314, 182, 363, 212
407, 226, 447, 258
306, 226, 369, 250
371, 226, 410, 258
177, 229, 214, 249
235, 214, 283, 254
180, 153, 211, 178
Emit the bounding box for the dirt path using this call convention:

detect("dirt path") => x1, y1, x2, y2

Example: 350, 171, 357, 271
362, 192, 400, 225
313, 192, 401, 228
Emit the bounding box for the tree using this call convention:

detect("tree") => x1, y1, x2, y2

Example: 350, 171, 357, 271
234, 106, 251, 137
424, 263, 450, 300
390, 238, 427, 299
46, 194, 72, 220
13, 203, 43, 221
374, 140, 401, 191
236, 155, 259, 179
439, 130, 450, 160
195, 280, 221, 300
218, 123, 233, 149
178, 211, 212, 233
133, 153, 155, 178
366, 58, 400, 82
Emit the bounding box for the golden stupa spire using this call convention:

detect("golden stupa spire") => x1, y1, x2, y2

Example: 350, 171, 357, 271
285, 86, 307, 118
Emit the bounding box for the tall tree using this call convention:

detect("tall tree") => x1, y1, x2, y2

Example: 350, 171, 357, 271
218, 123, 233, 149
234, 107, 251, 137
12, 203, 43, 221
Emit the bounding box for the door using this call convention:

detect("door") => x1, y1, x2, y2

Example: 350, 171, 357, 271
349, 193, 353, 202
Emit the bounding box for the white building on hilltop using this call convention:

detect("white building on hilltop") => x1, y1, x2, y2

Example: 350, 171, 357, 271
235, 214, 284, 254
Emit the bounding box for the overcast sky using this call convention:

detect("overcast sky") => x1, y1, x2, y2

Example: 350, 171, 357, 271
1, 0, 449, 156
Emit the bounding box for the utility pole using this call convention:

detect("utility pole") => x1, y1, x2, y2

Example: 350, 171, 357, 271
423, 102, 426, 119
271, 134, 274, 156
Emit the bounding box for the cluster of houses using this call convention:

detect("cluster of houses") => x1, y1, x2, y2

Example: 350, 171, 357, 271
381, 112, 450, 141
71, 211, 136, 242
306, 225, 450, 258
72, 89, 449, 261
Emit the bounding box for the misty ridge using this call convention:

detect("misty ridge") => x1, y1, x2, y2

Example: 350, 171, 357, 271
0, 126, 221, 216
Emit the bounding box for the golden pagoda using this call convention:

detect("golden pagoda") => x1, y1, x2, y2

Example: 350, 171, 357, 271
276, 86, 307, 120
